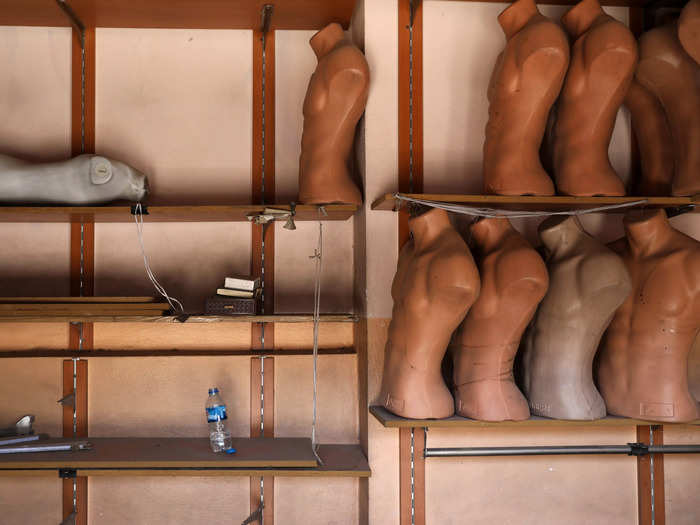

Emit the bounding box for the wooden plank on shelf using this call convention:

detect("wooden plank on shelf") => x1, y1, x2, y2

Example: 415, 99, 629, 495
369, 405, 700, 428
0, 314, 359, 323
0, 297, 159, 303
0, 347, 357, 358
62, 0, 355, 29
64, 445, 370, 477
434, 0, 649, 7
0, 437, 317, 470
0, 204, 358, 222
0, 0, 68, 26
371, 193, 698, 212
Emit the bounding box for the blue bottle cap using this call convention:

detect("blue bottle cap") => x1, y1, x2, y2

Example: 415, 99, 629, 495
225, 448, 237, 454
208, 388, 219, 395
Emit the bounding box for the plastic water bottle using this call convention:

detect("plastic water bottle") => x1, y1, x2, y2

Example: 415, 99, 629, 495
206, 387, 229, 453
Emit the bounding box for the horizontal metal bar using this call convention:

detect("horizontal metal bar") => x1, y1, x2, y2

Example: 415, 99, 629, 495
424, 444, 700, 458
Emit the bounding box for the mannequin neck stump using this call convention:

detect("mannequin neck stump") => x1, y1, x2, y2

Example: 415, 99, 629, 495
539, 216, 587, 256
471, 217, 515, 252
310, 23, 346, 60
498, 0, 540, 39
410, 209, 453, 252
562, 0, 605, 39
624, 209, 673, 257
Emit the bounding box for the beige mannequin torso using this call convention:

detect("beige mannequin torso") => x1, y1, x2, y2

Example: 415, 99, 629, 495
380, 209, 480, 419
298, 23, 368, 206
598, 210, 700, 422
521, 216, 631, 420
679, 0, 700, 64
483, 0, 568, 196
452, 218, 548, 421
624, 80, 674, 196
553, 0, 637, 196
636, 23, 700, 197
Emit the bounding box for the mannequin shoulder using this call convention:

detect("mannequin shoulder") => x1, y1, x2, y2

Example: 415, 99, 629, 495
325, 45, 370, 79
577, 247, 631, 292
492, 243, 548, 288
427, 244, 480, 297
515, 18, 569, 66
582, 17, 637, 65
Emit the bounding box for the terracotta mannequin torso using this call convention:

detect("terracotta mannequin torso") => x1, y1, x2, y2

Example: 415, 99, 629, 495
679, 0, 700, 64
521, 216, 631, 420
624, 80, 674, 196
452, 218, 548, 421
598, 210, 700, 422
482, 0, 568, 196
636, 23, 700, 197
552, 0, 637, 196
298, 23, 368, 206
380, 208, 480, 419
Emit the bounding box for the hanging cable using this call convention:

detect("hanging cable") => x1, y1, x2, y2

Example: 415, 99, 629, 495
394, 194, 648, 219
309, 216, 324, 465
133, 203, 184, 314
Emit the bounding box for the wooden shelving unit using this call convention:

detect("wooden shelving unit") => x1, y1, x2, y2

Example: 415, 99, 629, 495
0, 203, 358, 223
372, 193, 699, 213
370, 406, 700, 429
0, 347, 356, 358
0, 437, 370, 477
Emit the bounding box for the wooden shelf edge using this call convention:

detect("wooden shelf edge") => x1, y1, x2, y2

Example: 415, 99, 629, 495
369, 406, 700, 429
0, 347, 357, 358
0, 203, 360, 223
0, 444, 370, 478
0, 314, 359, 323
371, 193, 699, 213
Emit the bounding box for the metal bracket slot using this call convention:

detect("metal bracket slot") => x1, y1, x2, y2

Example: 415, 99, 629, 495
260, 4, 273, 35
54, 0, 85, 49
59, 510, 76, 525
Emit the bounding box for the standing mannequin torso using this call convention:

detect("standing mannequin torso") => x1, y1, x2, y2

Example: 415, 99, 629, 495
482, 0, 568, 196
452, 218, 548, 421
636, 22, 700, 197
598, 210, 700, 422
380, 209, 480, 419
521, 216, 631, 420
553, 0, 637, 196
624, 80, 674, 196
298, 23, 369, 206
679, 0, 700, 64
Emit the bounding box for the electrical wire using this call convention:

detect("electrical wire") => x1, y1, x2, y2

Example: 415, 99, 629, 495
310, 217, 324, 465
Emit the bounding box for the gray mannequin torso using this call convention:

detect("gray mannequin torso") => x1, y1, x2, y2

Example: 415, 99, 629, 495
521, 216, 631, 420
0, 153, 147, 205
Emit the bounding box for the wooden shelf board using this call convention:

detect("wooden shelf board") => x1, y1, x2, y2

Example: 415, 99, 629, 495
0, 0, 355, 29
0, 442, 370, 478
0, 347, 356, 358
370, 405, 700, 429
0, 0, 68, 27
0, 314, 358, 323
371, 193, 699, 213
0, 204, 358, 223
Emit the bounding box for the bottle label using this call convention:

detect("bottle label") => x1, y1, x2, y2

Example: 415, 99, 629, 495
206, 405, 227, 422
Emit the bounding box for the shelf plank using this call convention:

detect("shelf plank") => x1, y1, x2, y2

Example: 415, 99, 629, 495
0, 0, 69, 27
371, 193, 699, 213
0, 442, 370, 477
49, 0, 356, 30
433, 0, 650, 7
0, 347, 356, 358
370, 405, 700, 429
0, 314, 358, 323
0, 437, 315, 469
0, 203, 358, 223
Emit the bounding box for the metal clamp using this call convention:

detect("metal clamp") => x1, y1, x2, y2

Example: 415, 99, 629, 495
54, 0, 85, 49
131, 204, 149, 215
57, 392, 76, 408
627, 442, 649, 457
241, 502, 264, 525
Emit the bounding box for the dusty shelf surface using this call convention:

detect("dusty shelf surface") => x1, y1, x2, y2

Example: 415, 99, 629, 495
0, 439, 370, 478
371, 193, 699, 213
0, 203, 358, 223
370, 406, 700, 429
0, 314, 359, 323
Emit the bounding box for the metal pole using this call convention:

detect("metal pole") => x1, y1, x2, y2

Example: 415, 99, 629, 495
424, 444, 700, 458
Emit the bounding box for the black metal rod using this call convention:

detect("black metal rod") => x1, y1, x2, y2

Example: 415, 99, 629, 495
424, 444, 700, 458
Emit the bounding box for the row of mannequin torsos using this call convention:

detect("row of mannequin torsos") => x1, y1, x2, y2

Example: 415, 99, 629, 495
484, 0, 700, 197
380, 208, 700, 422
